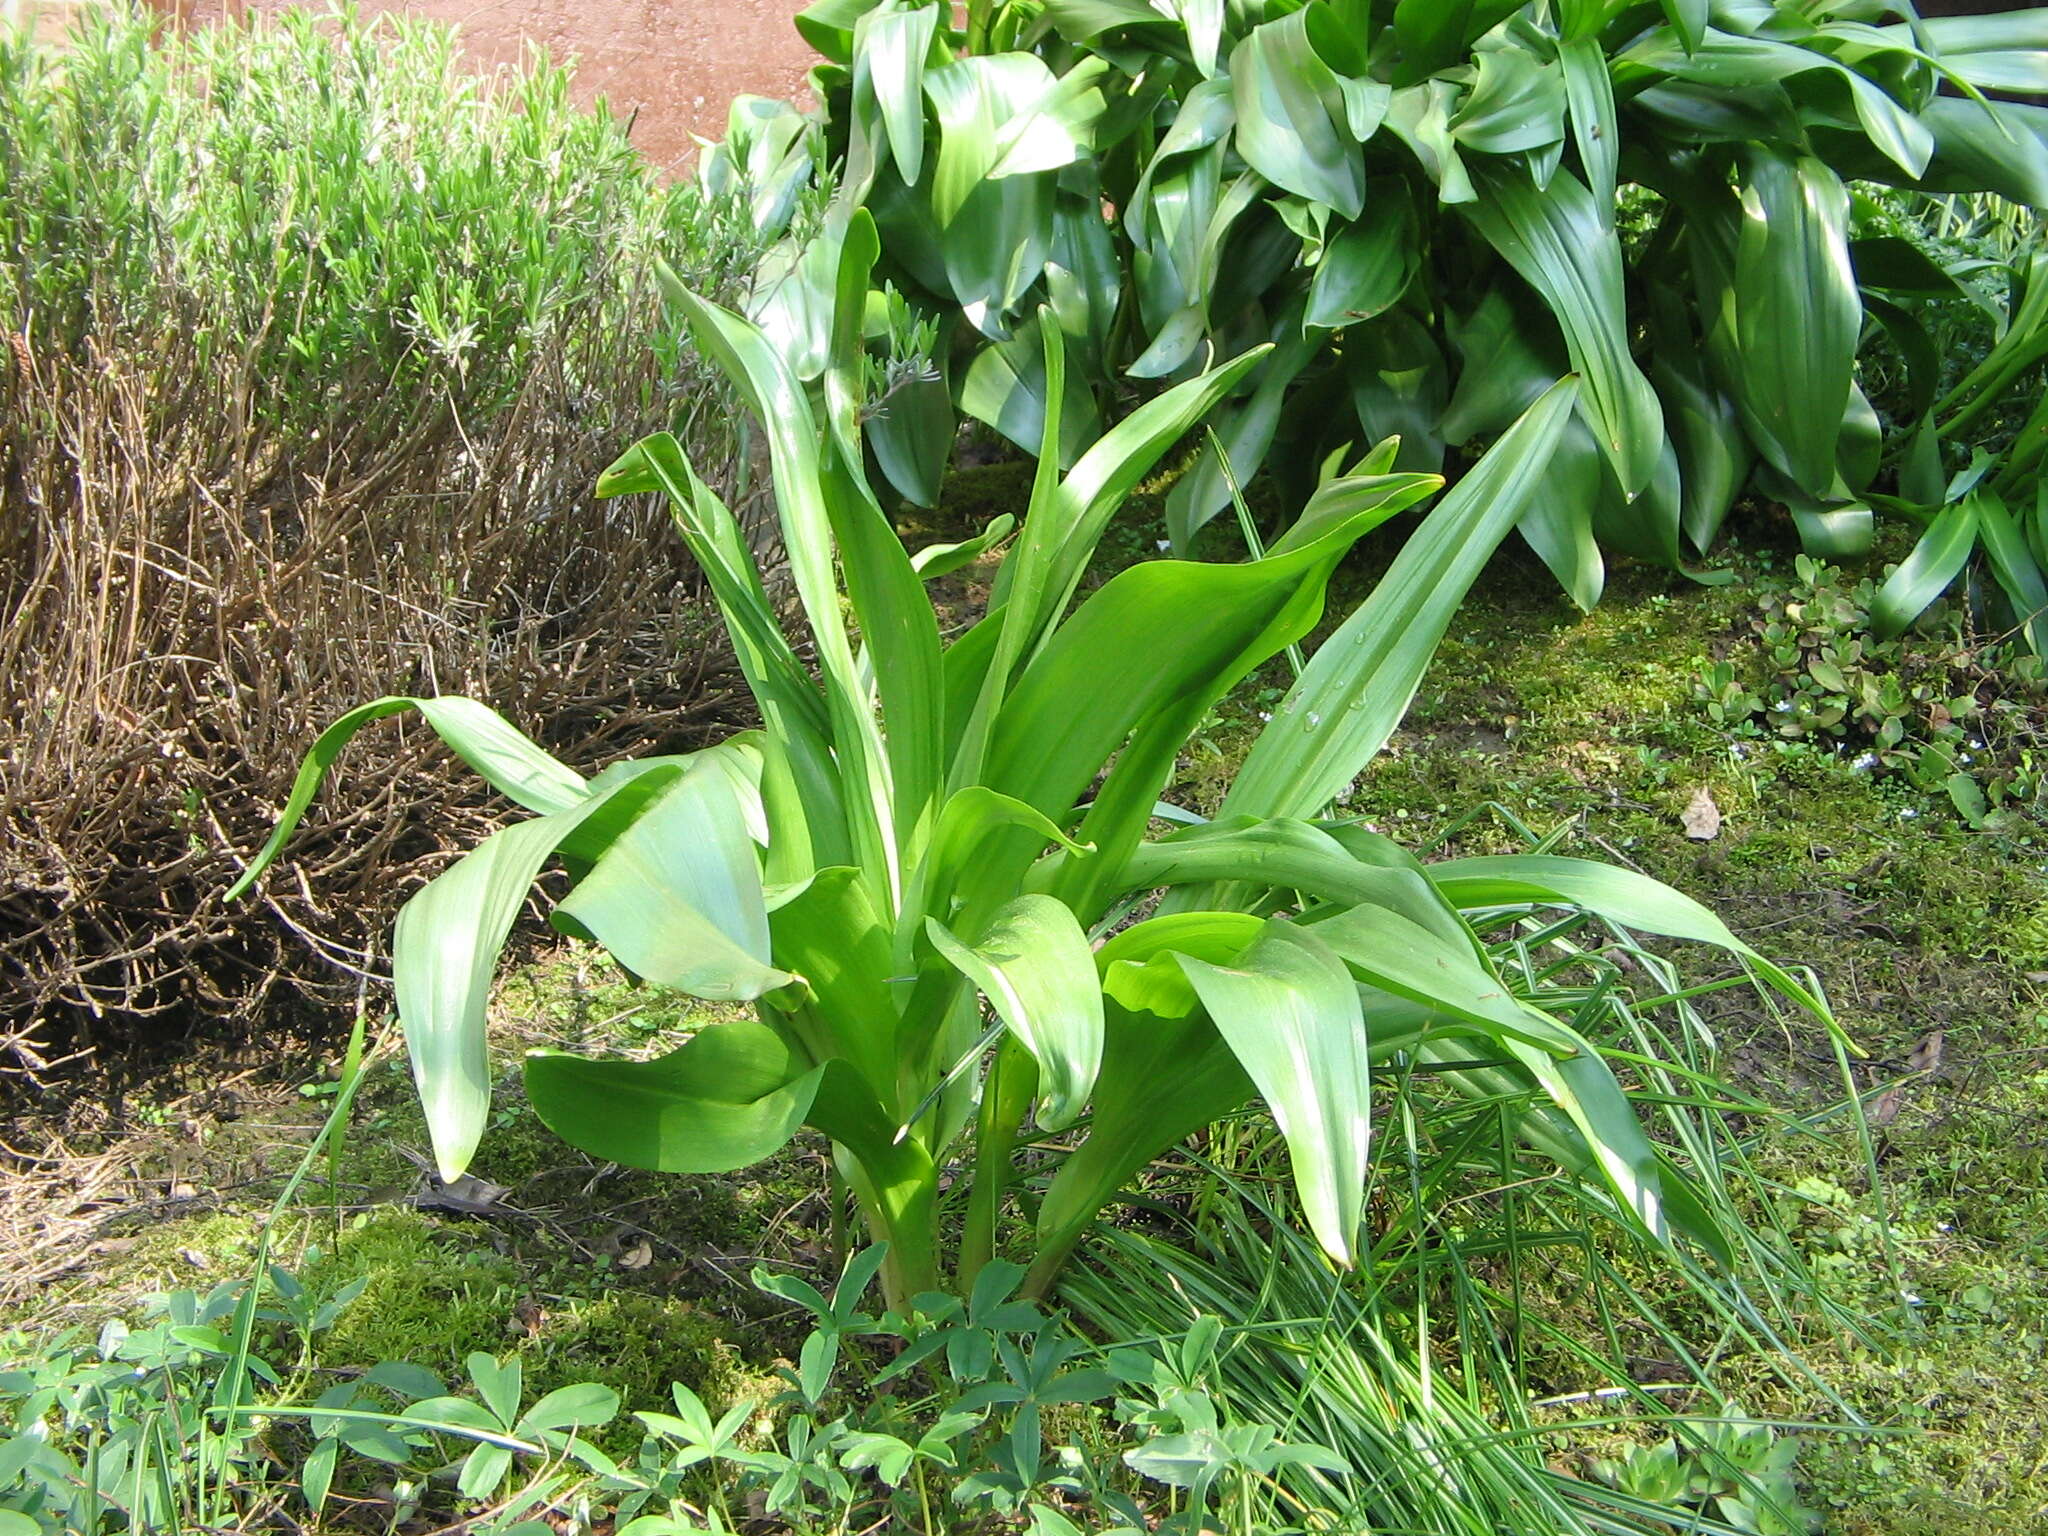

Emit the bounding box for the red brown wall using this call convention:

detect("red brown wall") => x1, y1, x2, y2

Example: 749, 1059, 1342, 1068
151, 0, 818, 175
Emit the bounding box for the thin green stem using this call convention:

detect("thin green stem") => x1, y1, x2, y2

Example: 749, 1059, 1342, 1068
961, 1039, 1037, 1291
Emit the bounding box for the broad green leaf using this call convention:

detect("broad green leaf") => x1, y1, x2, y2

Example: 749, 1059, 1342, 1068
1030, 996, 1254, 1286
226, 696, 587, 900
822, 213, 949, 847
1461, 164, 1662, 494
1661, 0, 1707, 52
1977, 491, 2048, 654
928, 896, 1104, 1130
518, 1383, 622, 1435
1123, 817, 1481, 957
859, 2, 940, 187
767, 866, 901, 1103
750, 225, 842, 382
1126, 79, 1234, 323
1728, 151, 1858, 499
1425, 854, 1832, 1024
1559, 38, 1617, 210
1450, 46, 1566, 156
1229, 8, 1373, 220
1621, 30, 1933, 179
1051, 175, 1124, 365
1040, 0, 1175, 42
1850, 236, 1968, 299
1302, 903, 1558, 1049
1179, 922, 1370, 1265
468, 1360, 528, 1431
1226, 380, 1576, 821
870, 372, 956, 507
394, 763, 693, 1180
1520, 413, 1608, 612
1034, 345, 1272, 629
1919, 98, 2048, 207
962, 310, 1098, 464
1344, 308, 1449, 474
795, 0, 887, 64
1648, 295, 1752, 555
525, 1022, 827, 1174
1385, 80, 1477, 203
1882, 12, 2048, 94
1165, 299, 1320, 551
1305, 183, 1417, 331
911, 514, 1015, 579
1391, 0, 1523, 84
1790, 501, 1877, 558
988, 493, 1389, 876
926, 54, 1106, 218
1870, 497, 1981, 639
556, 766, 792, 1001
664, 278, 896, 892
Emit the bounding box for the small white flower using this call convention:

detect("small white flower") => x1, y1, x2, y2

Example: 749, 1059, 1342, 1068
1155, 538, 1172, 552
1852, 753, 1879, 773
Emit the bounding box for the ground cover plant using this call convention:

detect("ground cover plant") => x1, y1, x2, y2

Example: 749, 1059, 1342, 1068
0, 7, 764, 1073
707, 0, 2048, 635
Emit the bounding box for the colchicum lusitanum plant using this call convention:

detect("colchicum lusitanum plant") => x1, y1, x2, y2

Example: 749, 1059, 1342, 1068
236, 213, 1832, 1309
711, 0, 2048, 640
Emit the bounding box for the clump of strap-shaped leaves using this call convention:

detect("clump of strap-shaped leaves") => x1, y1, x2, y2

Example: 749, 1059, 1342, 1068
235, 212, 1834, 1310
711, 0, 2048, 639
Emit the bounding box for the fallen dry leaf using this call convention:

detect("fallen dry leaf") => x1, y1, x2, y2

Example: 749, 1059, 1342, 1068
618, 1238, 654, 1270
1908, 1029, 1945, 1076
1680, 786, 1722, 841
1870, 1085, 1905, 1126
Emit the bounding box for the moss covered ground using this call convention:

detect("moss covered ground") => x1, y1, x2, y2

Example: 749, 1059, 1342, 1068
5, 498, 2044, 1532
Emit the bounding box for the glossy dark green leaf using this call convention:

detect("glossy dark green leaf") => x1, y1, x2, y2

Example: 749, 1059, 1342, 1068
1977, 491, 2048, 654
1391, 0, 1523, 85
1385, 80, 1477, 203
1305, 185, 1418, 331
1650, 333, 1751, 555
1560, 37, 1618, 211
1850, 236, 1967, 298
1451, 46, 1567, 156
1917, 98, 2048, 207
961, 310, 1099, 464
1870, 496, 1981, 639
1165, 300, 1321, 551
1729, 150, 1858, 498
1229, 8, 1374, 219
869, 372, 955, 508
1462, 163, 1663, 495
1344, 309, 1449, 475
858, 2, 940, 188
1883, 13, 2048, 94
